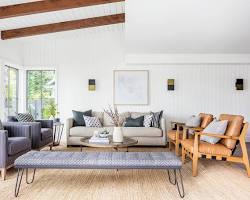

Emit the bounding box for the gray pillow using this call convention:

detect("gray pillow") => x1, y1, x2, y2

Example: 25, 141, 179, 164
72, 110, 92, 126
185, 115, 201, 127
0, 120, 3, 130
16, 113, 35, 122
200, 120, 228, 144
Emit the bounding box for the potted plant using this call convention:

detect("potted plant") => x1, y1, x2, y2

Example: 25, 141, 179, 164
104, 106, 124, 142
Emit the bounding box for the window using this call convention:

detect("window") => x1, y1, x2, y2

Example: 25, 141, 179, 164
3, 66, 19, 118
26, 70, 56, 119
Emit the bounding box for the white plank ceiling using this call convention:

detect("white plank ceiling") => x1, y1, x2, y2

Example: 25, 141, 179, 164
0, 0, 125, 40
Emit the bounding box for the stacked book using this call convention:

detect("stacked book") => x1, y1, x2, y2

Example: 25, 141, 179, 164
89, 136, 110, 144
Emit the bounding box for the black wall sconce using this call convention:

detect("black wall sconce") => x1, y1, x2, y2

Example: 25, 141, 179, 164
88, 79, 96, 91
235, 79, 244, 90
168, 79, 175, 91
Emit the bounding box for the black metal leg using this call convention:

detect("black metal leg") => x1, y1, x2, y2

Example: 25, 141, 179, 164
176, 169, 185, 198
26, 169, 36, 184
167, 169, 185, 198
80, 145, 83, 152
167, 169, 177, 185
15, 169, 24, 197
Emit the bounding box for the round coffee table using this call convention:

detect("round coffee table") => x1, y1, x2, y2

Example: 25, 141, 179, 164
80, 136, 138, 152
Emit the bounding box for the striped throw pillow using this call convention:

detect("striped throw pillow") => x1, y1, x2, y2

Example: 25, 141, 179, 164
16, 113, 35, 122
150, 111, 163, 128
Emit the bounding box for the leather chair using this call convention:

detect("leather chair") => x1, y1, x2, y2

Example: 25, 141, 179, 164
181, 114, 250, 177
167, 113, 213, 155
6, 116, 53, 150
0, 124, 31, 180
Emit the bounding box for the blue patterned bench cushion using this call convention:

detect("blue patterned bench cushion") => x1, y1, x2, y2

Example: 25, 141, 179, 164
14, 151, 182, 169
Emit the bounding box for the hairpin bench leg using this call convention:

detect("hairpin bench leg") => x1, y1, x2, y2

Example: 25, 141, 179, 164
167, 169, 185, 198
167, 169, 177, 185
15, 169, 24, 197
176, 169, 185, 198
26, 168, 36, 184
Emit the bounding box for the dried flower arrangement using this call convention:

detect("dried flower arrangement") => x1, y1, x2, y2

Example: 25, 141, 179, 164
103, 106, 123, 127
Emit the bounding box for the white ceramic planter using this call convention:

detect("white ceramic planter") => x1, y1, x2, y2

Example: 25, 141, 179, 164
113, 127, 123, 143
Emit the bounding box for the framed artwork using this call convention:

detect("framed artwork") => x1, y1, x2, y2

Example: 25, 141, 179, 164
113, 70, 149, 105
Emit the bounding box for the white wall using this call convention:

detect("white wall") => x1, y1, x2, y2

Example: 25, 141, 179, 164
19, 30, 250, 141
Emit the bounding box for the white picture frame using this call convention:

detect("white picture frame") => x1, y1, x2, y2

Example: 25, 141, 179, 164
113, 70, 149, 105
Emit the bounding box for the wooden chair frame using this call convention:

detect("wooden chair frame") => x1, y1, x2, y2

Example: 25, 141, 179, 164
182, 122, 250, 177
168, 121, 204, 156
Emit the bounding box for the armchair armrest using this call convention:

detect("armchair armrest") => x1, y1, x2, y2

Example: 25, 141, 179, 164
196, 132, 239, 140
35, 119, 53, 129
0, 130, 8, 168
3, 124, 31, 138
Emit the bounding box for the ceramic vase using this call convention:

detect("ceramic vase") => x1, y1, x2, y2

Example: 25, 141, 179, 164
113, 127, 123, 143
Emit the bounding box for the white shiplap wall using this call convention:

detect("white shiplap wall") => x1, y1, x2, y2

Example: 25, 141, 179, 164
19, 30, 250, 142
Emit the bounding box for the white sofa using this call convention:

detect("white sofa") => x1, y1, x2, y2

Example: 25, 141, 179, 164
66, 111, 166, 146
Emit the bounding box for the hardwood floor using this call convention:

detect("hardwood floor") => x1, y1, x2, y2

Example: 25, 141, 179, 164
0, 144, 250, 200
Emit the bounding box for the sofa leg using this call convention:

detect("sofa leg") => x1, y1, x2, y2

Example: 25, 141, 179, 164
1, 168, 6, 180
240, 138, 250, 177
49, 144, 53, 151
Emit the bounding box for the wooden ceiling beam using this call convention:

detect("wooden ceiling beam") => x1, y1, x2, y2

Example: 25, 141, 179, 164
1, 13, 125, 40
0, 0, 124, 19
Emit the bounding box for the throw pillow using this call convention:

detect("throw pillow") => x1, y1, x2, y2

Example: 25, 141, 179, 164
143, 114, 153, 127
185, 115, 201, 127
0, 119, 3, 130
72, 110, 92, 126
83, 116, 102, 127
150, 111, 163, 128
200, 120, 228, 144
124, 116, 144, 127
16, 113, 35, 122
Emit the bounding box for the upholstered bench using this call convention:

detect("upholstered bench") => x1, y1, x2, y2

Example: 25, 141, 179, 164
14, 151, 184, 198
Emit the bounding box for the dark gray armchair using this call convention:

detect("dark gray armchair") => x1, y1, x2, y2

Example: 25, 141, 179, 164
0, 124, 31, 180
6, 116, 54, 150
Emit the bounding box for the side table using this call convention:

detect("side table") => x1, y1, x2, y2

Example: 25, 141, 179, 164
53, 122, 64, 146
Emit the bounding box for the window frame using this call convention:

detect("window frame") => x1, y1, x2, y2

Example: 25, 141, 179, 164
4, 65, 19, 117
26, 69, 56, 119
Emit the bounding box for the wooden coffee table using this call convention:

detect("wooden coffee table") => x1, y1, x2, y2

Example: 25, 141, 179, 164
80, 136, 138, 152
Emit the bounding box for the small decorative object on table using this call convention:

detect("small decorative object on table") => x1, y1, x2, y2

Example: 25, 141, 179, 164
89, 130, 110, 144
104, 106, 124, 143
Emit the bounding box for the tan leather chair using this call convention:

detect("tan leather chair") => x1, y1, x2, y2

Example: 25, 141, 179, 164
167, 113, 213, 155
181, 114, 250, 177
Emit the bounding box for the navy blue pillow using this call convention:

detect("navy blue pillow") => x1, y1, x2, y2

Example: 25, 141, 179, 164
124, 116, 144, 127
72, 110, 92, 126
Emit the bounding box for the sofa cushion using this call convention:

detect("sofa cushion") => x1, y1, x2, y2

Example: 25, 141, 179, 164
92, 111, 104, 125
181, 139, 232, 156
185, 115, 201, 127
130, 112, 149, 119
124, 116, 144, 127
70, 127, 113, 137
199, 113, 213, 128
8, 137, 31, 156
219, 114, 244, 149
200, 120, 228, 144
123, 127, 163, 137
69, 127, 162, 137
16, 113, 34, 122
41, 128, 53, 141
72, 110, 92, 126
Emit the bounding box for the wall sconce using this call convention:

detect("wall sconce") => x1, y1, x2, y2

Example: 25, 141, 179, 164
235, 79, 243, 90
168, 79, 175, 91
88, 79, 96, 91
